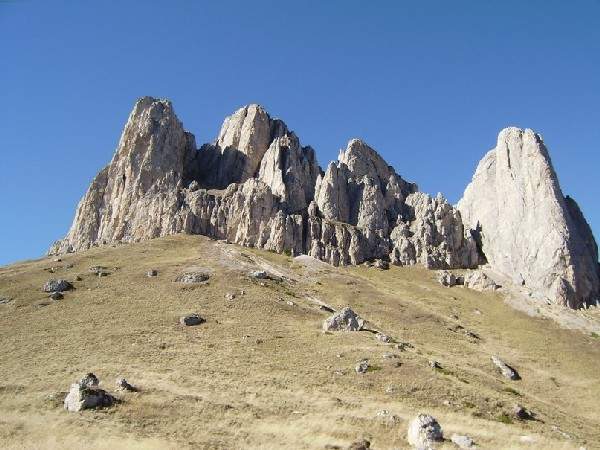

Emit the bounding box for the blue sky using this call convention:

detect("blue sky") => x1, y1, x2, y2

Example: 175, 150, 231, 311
1, 0, 599, 265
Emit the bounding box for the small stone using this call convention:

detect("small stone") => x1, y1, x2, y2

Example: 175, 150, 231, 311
42, 279, 73, 293
323, 307, 364, 332
375, 333, 392, 343
429, 360, 441, 369
438, 270, 458, 287
75, 276, 82, 281
382, 352, 398, 359
513, 404, 532, 420
80, 373, 99, 388
373, 259, 389, 270
0, 297, 12, 305
491, 355, 520, 380
147, 269, 158, 277
53, 257, 62, 262
188, 180, 200, 191
451, 433, 475, 448
116, 378, 137, 392
50, 292, 64, 300
355, 359, 369, 374
395, 342, 414, 351
225, 292, 236, 301
175, 272, 209, 283
179, 314, 204, 326
249, 270, 269, 279
347, 439, 370, 449
407, 414, 443, 449
286, 300, 295, 306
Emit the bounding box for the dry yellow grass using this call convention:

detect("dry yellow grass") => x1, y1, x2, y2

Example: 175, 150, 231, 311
0, 234, 599, 449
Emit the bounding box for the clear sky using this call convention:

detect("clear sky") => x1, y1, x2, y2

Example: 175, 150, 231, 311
1, 0, 599, 265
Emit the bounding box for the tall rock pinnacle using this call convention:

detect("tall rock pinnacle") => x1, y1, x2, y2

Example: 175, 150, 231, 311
458, 127, 600, 308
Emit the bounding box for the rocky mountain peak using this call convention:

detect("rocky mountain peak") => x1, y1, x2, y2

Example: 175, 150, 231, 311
458, 127, 599, 308
49, 99, 598, 309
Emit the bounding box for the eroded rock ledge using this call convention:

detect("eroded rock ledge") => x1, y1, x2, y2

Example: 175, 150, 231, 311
49, 97, 599, 308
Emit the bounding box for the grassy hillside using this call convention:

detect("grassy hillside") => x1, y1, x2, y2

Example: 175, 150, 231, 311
0, 235, 599, 449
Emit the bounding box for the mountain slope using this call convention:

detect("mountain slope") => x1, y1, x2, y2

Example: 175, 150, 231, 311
1, 235, 599, 449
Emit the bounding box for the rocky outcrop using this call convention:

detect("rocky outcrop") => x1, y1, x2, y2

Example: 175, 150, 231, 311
49, 99, 598, 309
390, 192, 479, 269
49, 97, 199, 254
458, 127, 600, 308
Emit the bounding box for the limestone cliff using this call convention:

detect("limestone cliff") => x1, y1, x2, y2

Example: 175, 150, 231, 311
457, 128, 600, 308
50, 98, 599, 308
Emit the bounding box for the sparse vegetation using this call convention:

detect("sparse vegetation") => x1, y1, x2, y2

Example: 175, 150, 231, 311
0, 234, 598, 449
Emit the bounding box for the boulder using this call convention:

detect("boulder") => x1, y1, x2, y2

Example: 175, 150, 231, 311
42, 279, 73, 293
438, 271, 458, 287
355, 359, 369, 374
64, 373, 114, 412
491, 355, 520, 380
323, 307, 364, 332
463, 270, 499, 291
115, 378, 137, 392
180, 314, 204, 326
175, 272, 209, 284
407, 414, 443, 449
458, 128, 599, 308
450, 434, 475, 448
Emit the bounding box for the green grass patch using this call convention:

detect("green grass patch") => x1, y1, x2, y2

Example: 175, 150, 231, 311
591, 332, 599, 339
496, 413, 513, 424
366, 365, 382, 372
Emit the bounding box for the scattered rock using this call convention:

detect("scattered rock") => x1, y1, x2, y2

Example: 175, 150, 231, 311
407, 414, 443, 449
88, 266, 107, 273
225, 292, 236, 301
0, 297, 12, 305
75, 275, 83, 281
438, 270, 458, 287
147, 269, 158, 277
429, 360, 442, 369
80, 373, 99, 388
53, 257, 62, 262
116, 378, 138, 392
451, 433, 475, 448
42, 279, 73, 293
175, 272, 209, 284
513, 404, 532, 420
373, 259, 389, 270
395, 342, 414, 351
180, 314, 205, 326
375, 333, 392, 343
64, 373, 115, 412
323, 307, 364, 332
463, 270, 500, 291
355, 359, 369, 374
49, 292, 64, 300
491, 355, 520, 380
382, 352, 398, 359
347, 439, 370, 449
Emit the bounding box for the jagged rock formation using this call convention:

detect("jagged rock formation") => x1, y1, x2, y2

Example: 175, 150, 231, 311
458, 128, 600, 308
50, 98, 598, 309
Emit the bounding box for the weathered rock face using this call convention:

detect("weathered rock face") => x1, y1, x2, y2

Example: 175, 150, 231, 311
198, 104, 288, 188
390, 192, 479, 269
50, 99, 597, 309
458, 128, 600, 308
50, 97, 199, 254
